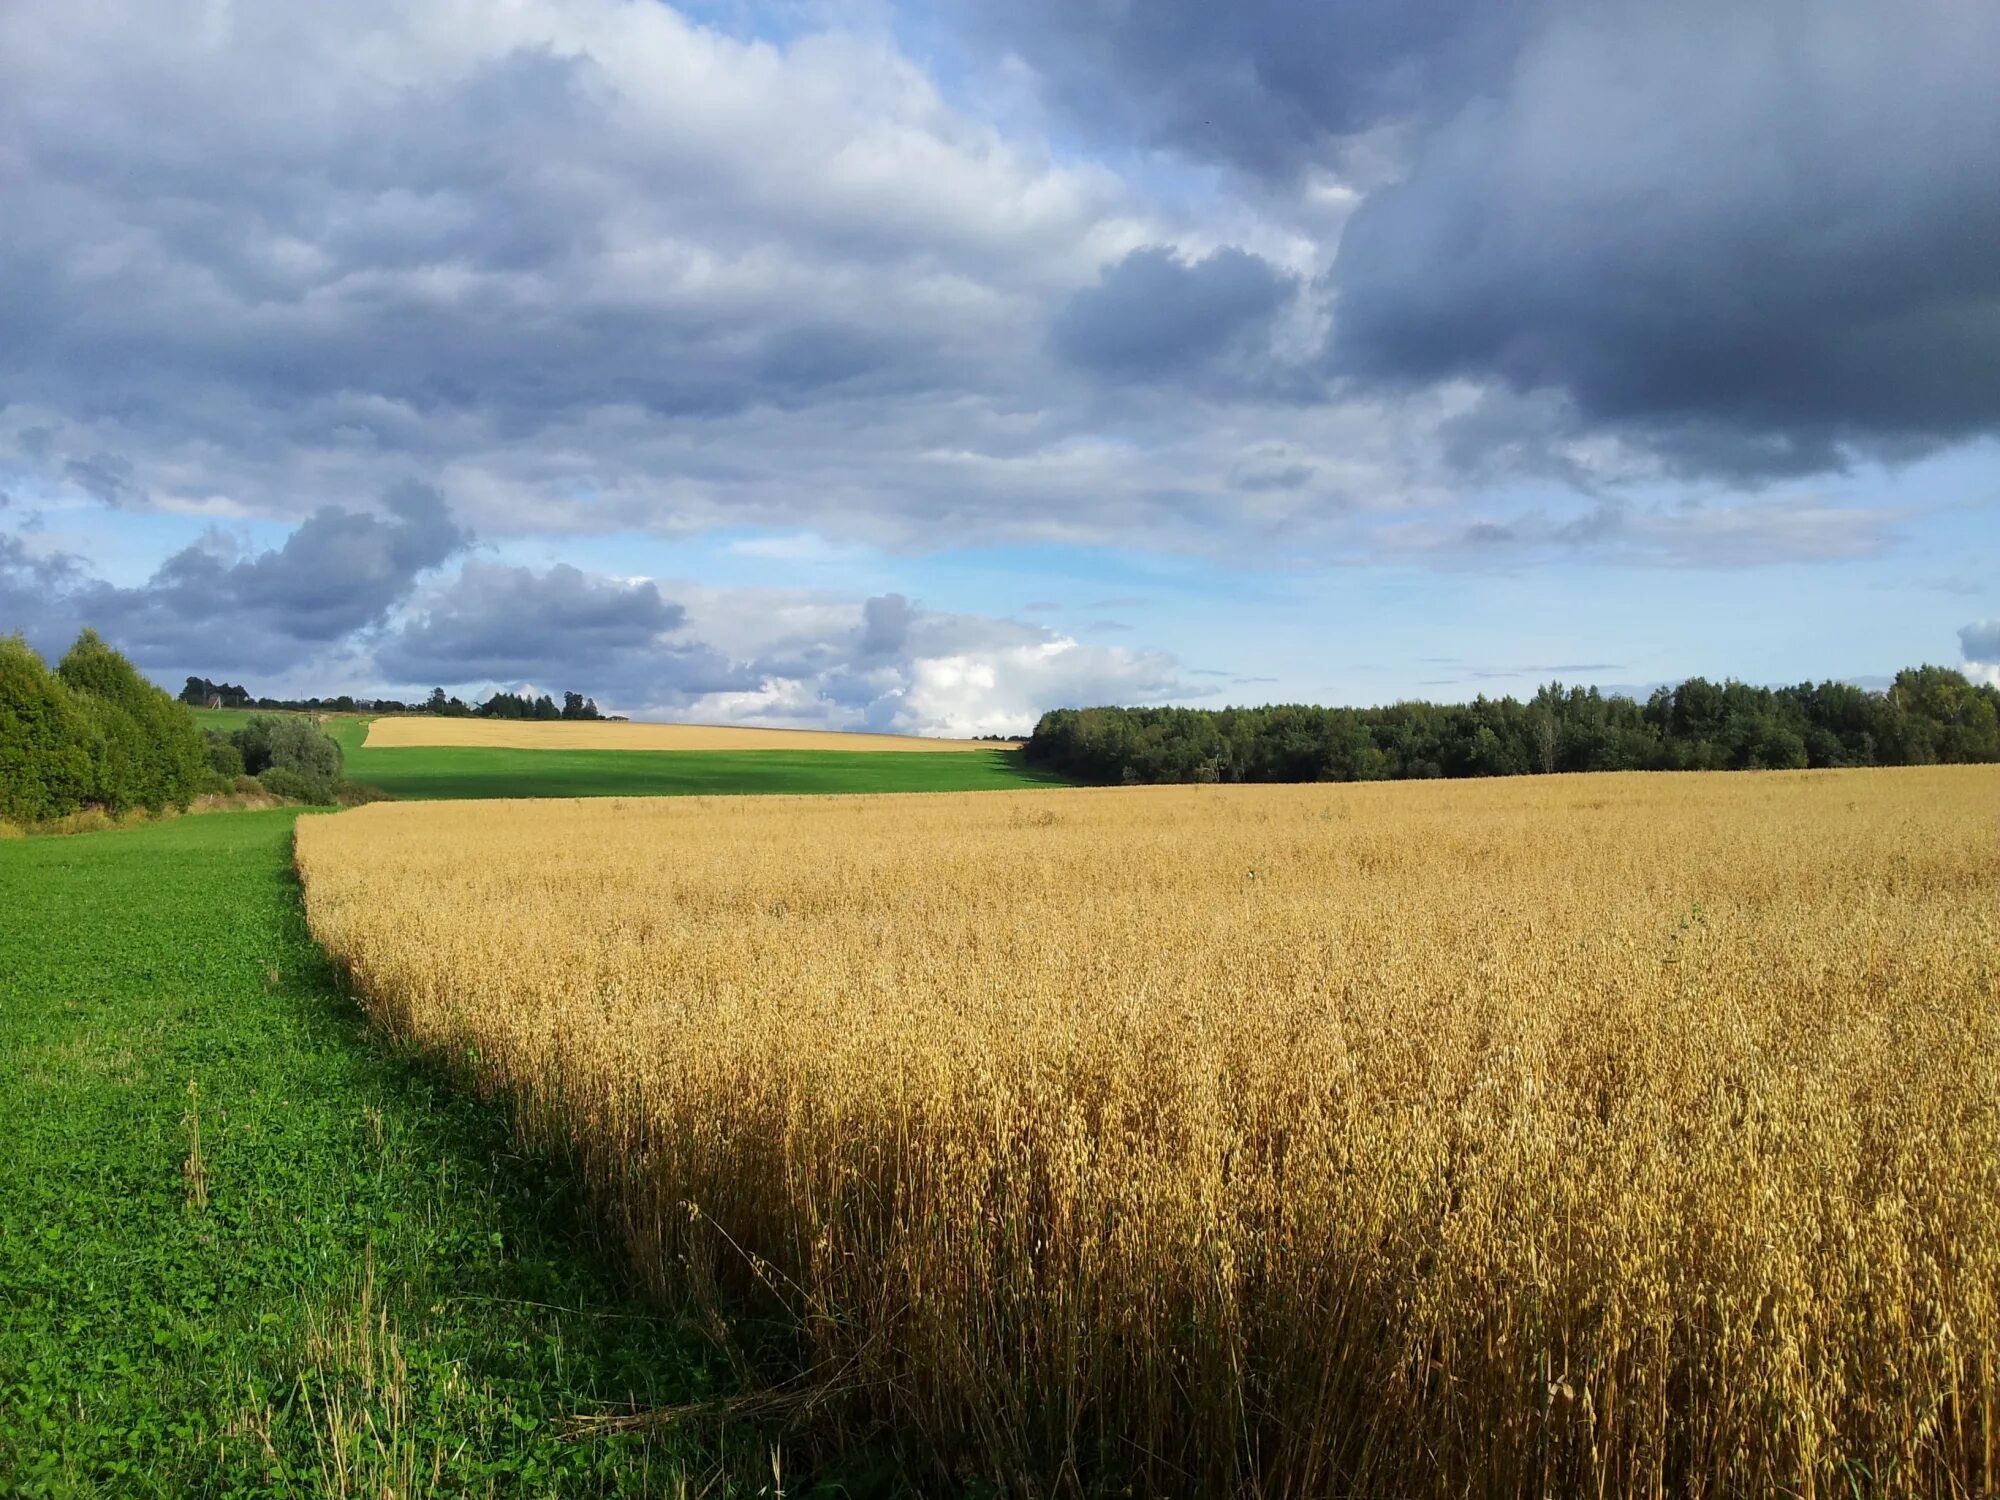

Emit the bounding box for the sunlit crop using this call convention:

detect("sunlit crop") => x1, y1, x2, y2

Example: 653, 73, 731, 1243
360, 717, 1016, 752
296, 767, 2000, 1497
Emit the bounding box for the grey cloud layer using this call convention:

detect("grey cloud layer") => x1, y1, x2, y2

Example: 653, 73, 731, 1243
0, 0, 1164, 542
2, 485, 468, 671
980, 0, 2000, 475
1053, 247, 1300, 390
1, 0, 1992, 578
1334, 2, 2000, 472
960, 0, 1503, 177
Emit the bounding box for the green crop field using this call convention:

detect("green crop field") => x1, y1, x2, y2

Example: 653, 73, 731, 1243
189, 709, 1059, 801
0, 812, 727, 1495
340, 745, 1058, 800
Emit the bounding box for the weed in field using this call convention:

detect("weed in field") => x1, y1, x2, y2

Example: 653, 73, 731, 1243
181, 1077, 209, 1211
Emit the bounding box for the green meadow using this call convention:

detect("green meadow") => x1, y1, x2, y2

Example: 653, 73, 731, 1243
0, 812, 727, 1495
191, 709, 1058, 802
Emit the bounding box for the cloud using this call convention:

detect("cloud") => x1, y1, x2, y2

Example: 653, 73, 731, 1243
4, 495, 1187, 732
1051, 246, 1301, 390
980, 0, 2000, 478
1326, 2, 2000, 473
898, 634, 1181, 737
1366, 494, 1900, 569
1, 0, 1988, 583
858, 592, 913, 657
3, 484, 468, 671
0, 0, 1183, 546
1962, 620, 2000, 686
63, 454, 139, 508
647, 586, 1185, 735
961, 0, 1502, 178
379, 561, 694, 686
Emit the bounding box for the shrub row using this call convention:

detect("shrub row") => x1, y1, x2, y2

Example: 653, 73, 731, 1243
0, 632, 206, 823
2, 631, 381, 826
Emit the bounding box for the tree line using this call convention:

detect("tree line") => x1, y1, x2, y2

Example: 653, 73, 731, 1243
3, 634, 383, 827
180, 678, 612, 720
1023, 666, 2000, 785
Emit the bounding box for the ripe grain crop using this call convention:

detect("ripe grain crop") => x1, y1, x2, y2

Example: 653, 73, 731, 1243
295, 768, 2000, 1497
361, 717, 1018, 752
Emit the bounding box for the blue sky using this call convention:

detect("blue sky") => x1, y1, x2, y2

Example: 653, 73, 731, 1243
2, 0, 1996, 732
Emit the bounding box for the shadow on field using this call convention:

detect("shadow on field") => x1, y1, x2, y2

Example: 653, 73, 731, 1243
271, 845, 907, 1498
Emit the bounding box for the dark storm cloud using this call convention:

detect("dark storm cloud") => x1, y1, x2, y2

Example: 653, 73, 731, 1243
1051, 247, 1301, 390
379, 561, 710, 688
1, 484, 468, 671
962, 0, 1501, 177
1331, 1, 2000, 473
984, 0, 2000, 476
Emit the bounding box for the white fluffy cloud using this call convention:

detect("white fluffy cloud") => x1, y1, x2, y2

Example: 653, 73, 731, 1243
2, 521, 1186, 734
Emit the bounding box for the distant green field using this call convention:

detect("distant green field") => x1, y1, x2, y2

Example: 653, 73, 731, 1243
344, 745, 1059, 800
0, 812, 714, 1493
190, 708, 1062, 801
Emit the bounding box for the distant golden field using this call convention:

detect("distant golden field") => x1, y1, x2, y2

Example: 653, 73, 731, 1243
361, 716, 1018, 752
296, 768, 2000, 1497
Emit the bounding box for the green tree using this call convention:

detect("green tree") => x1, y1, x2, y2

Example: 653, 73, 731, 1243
233, 714, 342, 786
56, 630, 205, 813
0, 637, 94, 824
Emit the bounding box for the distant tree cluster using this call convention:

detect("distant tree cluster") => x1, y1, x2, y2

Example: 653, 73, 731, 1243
471, 689, 603, 721
1, 631, 206, 824
1025, 667, 2000, 786
179, 676, 254, 709
180, 678, 608, 721
201, 714, 354, 806
182, 679, 370, 714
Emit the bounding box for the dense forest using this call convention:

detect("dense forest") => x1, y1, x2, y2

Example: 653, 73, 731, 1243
1024, 666, 2000, 785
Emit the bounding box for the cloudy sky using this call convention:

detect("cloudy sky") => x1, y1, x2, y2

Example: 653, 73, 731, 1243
3, 0, 1996, 733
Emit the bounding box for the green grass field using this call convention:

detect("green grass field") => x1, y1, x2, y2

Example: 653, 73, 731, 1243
2, 711, 1038, 1494
0, 812, 729, 1495
190, 709, 1059, 802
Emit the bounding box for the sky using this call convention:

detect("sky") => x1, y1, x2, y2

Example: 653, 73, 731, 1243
2, 0, 1996, 734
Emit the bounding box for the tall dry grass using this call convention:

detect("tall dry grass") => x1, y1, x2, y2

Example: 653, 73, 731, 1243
295, 768, 2000, 1497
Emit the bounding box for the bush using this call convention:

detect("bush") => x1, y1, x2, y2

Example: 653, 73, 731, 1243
234, 714, 342, 781
202, 731, 246, 778
73, 693, 151, 814
57, 629, 205, 812
0, 636, 93, 824
257, 766, 335, 805
331, 780, 392, 807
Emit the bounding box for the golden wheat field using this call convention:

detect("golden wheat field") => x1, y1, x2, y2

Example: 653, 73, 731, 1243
360, 716, 1017, 752
295, 767, 2000, 1498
